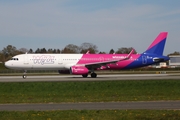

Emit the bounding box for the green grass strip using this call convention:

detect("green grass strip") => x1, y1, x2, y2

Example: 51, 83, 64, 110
0, 110, 180, 120
0, 80, 180, 103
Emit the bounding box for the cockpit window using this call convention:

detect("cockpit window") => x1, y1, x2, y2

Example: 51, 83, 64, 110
10, 58, 19, 60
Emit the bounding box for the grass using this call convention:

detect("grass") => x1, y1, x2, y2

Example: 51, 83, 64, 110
0, 80, 180, 103
0, 110, 180, 120
1, 80, 180, 119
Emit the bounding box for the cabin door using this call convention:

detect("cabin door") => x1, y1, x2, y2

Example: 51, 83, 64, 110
24, 54, 29, 65
58, 55, 63, 65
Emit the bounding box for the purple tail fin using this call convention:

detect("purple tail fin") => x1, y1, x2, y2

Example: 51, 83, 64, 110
144, 32, 168, 55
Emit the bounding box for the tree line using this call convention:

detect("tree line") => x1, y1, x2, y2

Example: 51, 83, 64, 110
0, 42, 136, 62
0, 42, 179, 62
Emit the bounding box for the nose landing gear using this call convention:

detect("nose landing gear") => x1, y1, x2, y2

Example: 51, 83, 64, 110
22, 75, 27, 79
22, 70, 27, 79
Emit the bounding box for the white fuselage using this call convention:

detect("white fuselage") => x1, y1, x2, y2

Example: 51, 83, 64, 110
5, 54, 83, 70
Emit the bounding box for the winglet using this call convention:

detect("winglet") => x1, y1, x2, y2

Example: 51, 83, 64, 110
86, 50, 90, 54
116, 48, 134, 62
126, 49, 134, 59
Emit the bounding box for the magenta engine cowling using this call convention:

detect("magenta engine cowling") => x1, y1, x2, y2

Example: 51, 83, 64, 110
70, 66, 89, 75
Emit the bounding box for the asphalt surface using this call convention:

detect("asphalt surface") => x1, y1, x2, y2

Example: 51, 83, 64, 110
0, 74, 180, 82
0, 74, 180, 111
0, 101, 180, 111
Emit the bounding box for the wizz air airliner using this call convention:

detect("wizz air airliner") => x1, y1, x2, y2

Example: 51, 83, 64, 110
5, 32, 169, 78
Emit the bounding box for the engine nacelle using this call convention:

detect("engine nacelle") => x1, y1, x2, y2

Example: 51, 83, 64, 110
58, 70, 70, 74
70, 66, 89, 75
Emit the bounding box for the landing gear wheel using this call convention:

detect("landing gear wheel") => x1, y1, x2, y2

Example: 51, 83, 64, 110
91, 73, 97, 78
22, 70, 27, 79
22, 75, 27, 79
82, 74, 88, 78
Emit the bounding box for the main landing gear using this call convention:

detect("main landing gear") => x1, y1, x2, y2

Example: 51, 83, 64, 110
81, 72, 97, 78
91, 72, 97, 78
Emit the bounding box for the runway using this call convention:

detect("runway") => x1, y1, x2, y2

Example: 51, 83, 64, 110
0, 74, 180, 82
0, 101, 180, 111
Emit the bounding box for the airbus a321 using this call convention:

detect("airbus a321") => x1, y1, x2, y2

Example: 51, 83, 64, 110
5, 32, 169, 78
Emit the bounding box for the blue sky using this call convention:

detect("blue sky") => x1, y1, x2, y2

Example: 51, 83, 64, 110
0, 0, 180, 55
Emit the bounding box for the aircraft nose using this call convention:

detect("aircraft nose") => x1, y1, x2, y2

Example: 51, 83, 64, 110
5, 61, 11, 68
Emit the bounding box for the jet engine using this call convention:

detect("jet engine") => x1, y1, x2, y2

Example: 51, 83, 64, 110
70, 66, 89, 75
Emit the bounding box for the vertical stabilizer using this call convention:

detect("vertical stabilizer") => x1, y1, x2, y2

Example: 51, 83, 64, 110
144, 32, 168, 55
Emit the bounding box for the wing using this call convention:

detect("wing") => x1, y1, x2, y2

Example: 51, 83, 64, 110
82, 49, 134, 67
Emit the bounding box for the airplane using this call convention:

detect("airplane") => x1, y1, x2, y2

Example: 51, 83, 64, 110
5, 32, 169, 79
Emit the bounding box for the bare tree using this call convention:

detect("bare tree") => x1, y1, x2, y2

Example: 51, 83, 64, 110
57, 49, 61, 53
41, 48, 47, 53
109, 49, 115, 54
99, 51, 106, 54
61, 44, 80, 53
80, 42, 98, 54
116, 47, 137, 54
35, 48, 41, 53
19, 48, 29, 54
168, 51, 180, 56
52, 49, 57, 53
2, 45, 19, 60
28, 48, 34, 53
0, 52, 5, 62
47, 48, 53, 53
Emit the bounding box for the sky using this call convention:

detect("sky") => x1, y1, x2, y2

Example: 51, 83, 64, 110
0, 0, 180, 55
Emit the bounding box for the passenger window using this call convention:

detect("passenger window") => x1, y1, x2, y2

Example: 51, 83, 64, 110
10, 58, 19, 60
